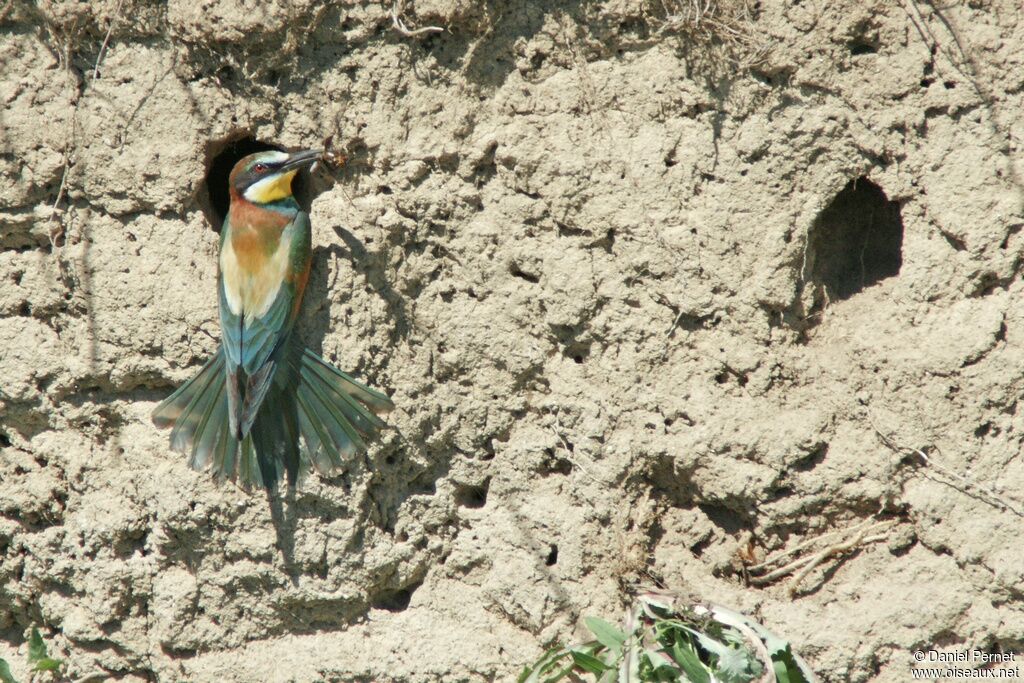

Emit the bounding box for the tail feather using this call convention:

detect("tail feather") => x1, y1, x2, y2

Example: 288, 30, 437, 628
152, 344, 394, 489
301, 358, 386, 434
239, 360, 276, 438
209, 419, 237, 476
151, 351, 224, 456
189, 390, 228, 470
294, 390, 336, 473
238, 434, 262, 489
296, 378, 363, 467
169, 364, 221, 454
302, 349, 394, 414
152, 351, 224, 430
298, 358, 368, 450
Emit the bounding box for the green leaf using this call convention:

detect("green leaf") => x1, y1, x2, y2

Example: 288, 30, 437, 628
681, 626, 730, 661
762, 630, 791, 657
715, 645, 759, 683
27, 629, 47, 665
27, 628, 63, 674
571, 648, 610, 674
32, 658, 62, 673
0, 658, 18, 683
585, 618, 622, 655
643, 648, 671, 668
638, 592, 675, 621
772, 643, 812, 683
585, 617, 626, 654
669, 637, 712, 683
518, 647, 575, 683
775, 658, 793, 683
708, 604, 816, 683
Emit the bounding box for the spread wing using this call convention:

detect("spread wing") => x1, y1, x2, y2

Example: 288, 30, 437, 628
220, 212, 312, 438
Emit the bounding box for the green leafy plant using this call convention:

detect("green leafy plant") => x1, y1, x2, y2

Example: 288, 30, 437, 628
519, 590, 817, 683
0, 627, 64, 683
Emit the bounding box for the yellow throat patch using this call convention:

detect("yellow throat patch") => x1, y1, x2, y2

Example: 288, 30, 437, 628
244, 169, 298, 204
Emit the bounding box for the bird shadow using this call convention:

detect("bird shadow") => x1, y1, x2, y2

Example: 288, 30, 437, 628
266, 482, 300, 586
266, 204, 418, 576
297, 224, 413, 360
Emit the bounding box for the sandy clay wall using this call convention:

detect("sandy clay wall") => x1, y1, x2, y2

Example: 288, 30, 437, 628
2, 0, 1024, 681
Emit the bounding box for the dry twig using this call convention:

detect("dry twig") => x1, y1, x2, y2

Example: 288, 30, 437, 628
549, 416, 608, 485
786, 524, 891, 596
871, 418, 1024, 518
93, 0, 124, 79
746, 518, 893, 595
391, 0, 443, 37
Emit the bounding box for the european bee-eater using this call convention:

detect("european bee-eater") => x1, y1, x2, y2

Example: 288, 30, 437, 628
153, 149, 394, 489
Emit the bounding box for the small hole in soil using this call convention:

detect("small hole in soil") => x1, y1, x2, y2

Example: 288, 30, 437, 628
802, 177, 903, 320
454, 480, 489, 508
545, 544, 558, 566
540, 449, 573, 476
509, 263, 540, 284
562, 341, 591, 364
198, 135, 311, 231
371, 580, 422, 612
0, 432, 10, 447
849, 40, 877, 56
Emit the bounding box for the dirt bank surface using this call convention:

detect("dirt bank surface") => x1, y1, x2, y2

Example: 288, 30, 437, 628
3, 0, 1024, 681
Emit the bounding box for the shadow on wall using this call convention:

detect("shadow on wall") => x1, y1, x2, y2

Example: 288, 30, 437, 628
799, 176, 904, 326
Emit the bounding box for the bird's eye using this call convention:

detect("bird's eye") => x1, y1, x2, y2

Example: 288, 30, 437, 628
253, 163, 268, 173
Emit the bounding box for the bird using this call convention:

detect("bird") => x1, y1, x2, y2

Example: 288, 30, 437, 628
152, 148, 394, 489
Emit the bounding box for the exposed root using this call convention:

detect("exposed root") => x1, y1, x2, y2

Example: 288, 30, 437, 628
549, 417, 608, 486
746, 518, 894, 596
653, 0, 772, 66
871, 417, 1024, 518
93, 0, 124, 79
391, 0, 443, 38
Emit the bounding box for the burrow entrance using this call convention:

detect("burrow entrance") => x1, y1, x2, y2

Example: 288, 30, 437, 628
197, 135, 312, 231
800, 176, 904, 322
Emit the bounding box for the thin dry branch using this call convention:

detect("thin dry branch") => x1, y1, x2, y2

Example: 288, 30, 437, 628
746, 519, 893, 595
548, 413, 612, 486
871, 417, 1024, 518
786, 527, 890, 597
93, 0, 124, 79
750, 520, 871, 573
655, 0, 771, 66
391, 0, 443, 37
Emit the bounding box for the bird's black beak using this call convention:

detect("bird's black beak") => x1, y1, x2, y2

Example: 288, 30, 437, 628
279, 149, 322, 173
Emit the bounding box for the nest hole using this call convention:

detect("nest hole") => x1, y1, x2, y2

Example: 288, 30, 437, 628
803, 177, 903, 316
198, 134, 312, 231
454, 479, 490, 509
371, 579, 423, 612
